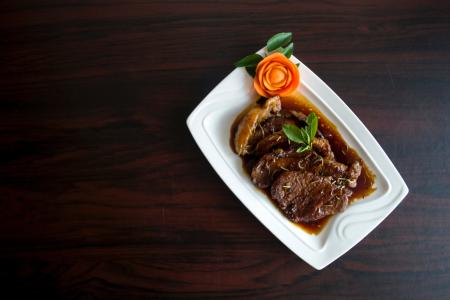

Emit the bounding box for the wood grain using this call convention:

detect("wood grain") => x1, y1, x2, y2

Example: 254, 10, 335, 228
1, 0, 449, 299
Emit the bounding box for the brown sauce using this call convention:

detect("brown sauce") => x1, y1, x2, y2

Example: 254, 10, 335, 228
230, 92, 376, 235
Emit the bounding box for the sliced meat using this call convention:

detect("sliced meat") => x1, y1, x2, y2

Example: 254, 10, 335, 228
345, 161, 362, 188
260, 110, 295, 133
234, 96, 281, 155
313, 159, 361, 188
312, 137, 334, 160
247, 110, 295, 151
255, 131, 334, 158
289, 110, 307, 122
271, 171, 352, 222
251, 150, 316, 188
251, 148, 361, 189
254, 131, 289, 155
314, 158, 347, 177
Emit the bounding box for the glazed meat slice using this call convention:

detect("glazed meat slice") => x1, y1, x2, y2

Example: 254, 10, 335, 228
256, 135, 333, 157
251, 149, 313, 188
246, 110, 298, 155
346, 161, 362, 188
255, 133, 334, 158
234, 98, 327, 156
254, 131, 289, 155
289, 110, 307, 122
313, 159, 362, 188
260, 110, 296, 133
251, 147, 361, 189
312, 137, 334, 160
234, 96, 281, 155
271, 171, 352, 222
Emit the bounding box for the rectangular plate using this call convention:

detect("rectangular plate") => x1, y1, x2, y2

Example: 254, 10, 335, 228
186, 53, 408, 269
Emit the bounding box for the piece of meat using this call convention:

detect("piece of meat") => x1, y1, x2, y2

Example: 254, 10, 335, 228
251, 150, 317, 188
312, 159, 361, 188
271, 171, 352, 222
254, 124, 334, 157
312, 137, 334, 160
234, 96, 281, 155
345, 161, 362, 188
260, 110, 295, 133
251, 148, 361, 189
254, 131, 289, 155
314, 158, 347, 177
246, 110, 298, 153
289, 110, 307, 122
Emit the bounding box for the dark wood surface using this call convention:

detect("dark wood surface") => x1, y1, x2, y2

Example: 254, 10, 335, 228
1, 0, 449, 299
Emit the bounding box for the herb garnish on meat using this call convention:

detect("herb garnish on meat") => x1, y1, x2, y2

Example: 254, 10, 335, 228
282, 112, 318, 153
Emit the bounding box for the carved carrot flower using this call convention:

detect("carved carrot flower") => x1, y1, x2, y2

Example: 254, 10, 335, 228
234, 32, 300, 97
254, 52, 300, 97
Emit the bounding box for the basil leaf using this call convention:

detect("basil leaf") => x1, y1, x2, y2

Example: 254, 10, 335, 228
300, 127, 310, 145
234, 53, 263, 68
282, 124, 305, 144
282, 42, 294, 58
306, 112, 313, 126
295, 63, 300, 67
284, 112, 319, 153
296, 145, 310, 153
267, 32, 292, 52
306, 112, 318, 140
246, 66, 256, 77
268, 46, 284, 54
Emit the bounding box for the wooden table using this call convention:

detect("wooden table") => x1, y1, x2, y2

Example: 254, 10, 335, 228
1, 1, 449, 299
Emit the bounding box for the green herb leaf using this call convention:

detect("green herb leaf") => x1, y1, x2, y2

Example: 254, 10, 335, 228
234, 53, 263, 68
306, 112, 318, 140
282, 42, 294, 58
282, 124, 306, 144
295, 63, 300, 67
245, 66, 256, 77
268, 46, 284, 54
267, 32, 292, 52
296, 145, 310, 153
299, 127, 310, 145
282, 112, 319, 153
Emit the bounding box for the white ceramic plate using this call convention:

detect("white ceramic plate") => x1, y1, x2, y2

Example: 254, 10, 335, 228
186, 53, 408, 269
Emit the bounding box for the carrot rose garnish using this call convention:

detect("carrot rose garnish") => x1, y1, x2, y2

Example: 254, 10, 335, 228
234, 32, 300, 98
253, 53, 300, 97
